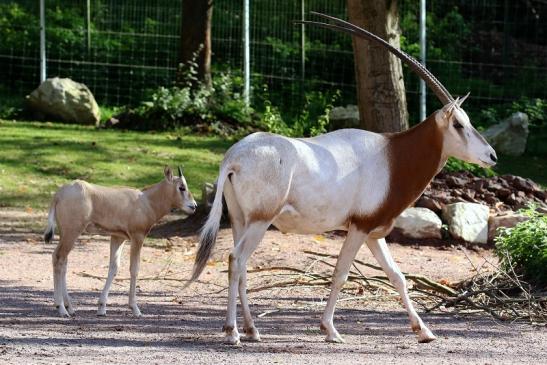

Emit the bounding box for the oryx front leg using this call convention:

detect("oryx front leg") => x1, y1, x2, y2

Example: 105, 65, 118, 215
366, 237, 436, 343
321, 226, 366, 343
128, 236, 144, 317
97, 236, 125, 316
224, 221, 269, 345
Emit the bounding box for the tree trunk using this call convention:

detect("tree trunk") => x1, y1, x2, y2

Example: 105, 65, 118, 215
347, 0, 408, 132
179, 0, 213, 87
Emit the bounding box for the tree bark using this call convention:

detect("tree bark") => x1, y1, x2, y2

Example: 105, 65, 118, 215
347, 0, 408, 132
179, 0, 213, 87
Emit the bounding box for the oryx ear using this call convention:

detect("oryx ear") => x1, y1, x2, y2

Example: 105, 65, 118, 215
457, 92, 470, 106
164, 166, 174, 183
178, 166, 183, 178
443, 99, 459, 119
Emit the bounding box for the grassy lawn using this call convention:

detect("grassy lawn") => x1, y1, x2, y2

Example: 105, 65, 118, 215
0, 119, 545, 210
0, 120, 232, 209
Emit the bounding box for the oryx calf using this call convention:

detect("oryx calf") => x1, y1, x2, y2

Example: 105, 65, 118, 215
44, 166, 197, 317
186, 13, 497, 345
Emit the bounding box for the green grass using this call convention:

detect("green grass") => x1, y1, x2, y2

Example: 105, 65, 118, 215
0, 119, 232, 209
1, 119, 545, 210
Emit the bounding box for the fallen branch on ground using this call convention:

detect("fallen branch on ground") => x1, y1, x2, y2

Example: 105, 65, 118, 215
247, 249, 546, 324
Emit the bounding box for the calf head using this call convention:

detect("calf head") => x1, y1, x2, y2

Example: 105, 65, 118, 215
164, 166, 197, 214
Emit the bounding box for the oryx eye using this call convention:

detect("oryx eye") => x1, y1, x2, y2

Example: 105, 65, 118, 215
178, 186, 186, 192
454, 121, 464, 129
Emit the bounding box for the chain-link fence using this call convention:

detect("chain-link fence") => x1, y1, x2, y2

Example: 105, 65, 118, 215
1, 0, 546, 120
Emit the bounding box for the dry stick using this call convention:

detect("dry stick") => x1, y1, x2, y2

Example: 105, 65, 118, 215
304, 249, 458, 296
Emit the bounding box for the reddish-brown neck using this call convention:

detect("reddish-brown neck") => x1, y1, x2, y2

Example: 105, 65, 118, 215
351, 115, 445, 234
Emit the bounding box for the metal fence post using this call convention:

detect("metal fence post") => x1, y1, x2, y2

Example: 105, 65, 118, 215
300, 0, 305, 81
419, 0, 426, 120
39, 0, 46, 83
243, 0, 250, 107
86, 0, 91, 52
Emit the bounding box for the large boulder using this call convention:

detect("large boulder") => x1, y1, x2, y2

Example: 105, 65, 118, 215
26, 77, 100, 125
328, 105, 360, 130
442, 202, 489, 244
393, 207, 442, 239
481, 112, 529, 156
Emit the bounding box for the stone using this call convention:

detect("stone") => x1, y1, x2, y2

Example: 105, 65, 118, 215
446, 176, 467, 188
26, 77, 100, 125
328, 105, 360, 130
415, 196, 443, 214
201, 182, 216, 209
104, 117, 119, 128
394, 207, 443, 239
511, 176, 540, 193
481, 112, 529, 156
442, 203, 489, 244
496, 188, 512, 199
488, 213, 529, 241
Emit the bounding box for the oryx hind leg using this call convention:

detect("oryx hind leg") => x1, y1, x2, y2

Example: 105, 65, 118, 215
52, 227, 82, 317
224, 220, 269, 345
225, 179, 260, 342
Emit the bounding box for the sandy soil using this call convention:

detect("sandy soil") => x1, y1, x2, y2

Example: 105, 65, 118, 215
0, 208, 545, 364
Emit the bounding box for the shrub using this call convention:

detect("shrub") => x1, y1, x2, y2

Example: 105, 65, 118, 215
495, 207, 547, 287
113, 63, 254, 135
443, 157, 495, 177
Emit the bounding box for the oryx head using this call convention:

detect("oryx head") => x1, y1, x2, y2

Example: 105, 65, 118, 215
299, 12, 497, 167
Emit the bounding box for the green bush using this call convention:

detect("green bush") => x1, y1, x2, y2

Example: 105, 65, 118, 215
113, 61, 253, 135
495, 207, 547, 287
443, 157, 495, 177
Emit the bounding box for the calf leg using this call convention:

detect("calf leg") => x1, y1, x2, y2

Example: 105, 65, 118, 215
61, 260, 75, 315
52, 230, 80, 317
366, 237, 435, 343
224, 221, 269, 345
321, 226, 366, 343
97, 235, 125, 316
128, 235, 144, 316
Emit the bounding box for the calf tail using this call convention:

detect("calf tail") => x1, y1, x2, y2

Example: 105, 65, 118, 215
44, 200, 57, 244
185, 165, 231, 288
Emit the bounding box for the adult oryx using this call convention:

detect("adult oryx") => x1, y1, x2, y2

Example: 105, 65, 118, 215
187, 12, 497, 345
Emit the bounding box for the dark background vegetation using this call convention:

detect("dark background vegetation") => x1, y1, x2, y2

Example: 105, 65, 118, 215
0, 0, 545, 150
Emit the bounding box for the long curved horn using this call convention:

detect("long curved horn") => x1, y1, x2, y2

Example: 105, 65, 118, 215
178, 166, 183, 178
296, 12, 454, 104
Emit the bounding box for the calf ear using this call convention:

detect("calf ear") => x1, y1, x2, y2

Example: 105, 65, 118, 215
164, 166, 174, 183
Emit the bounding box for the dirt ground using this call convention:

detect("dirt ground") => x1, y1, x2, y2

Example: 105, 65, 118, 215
0, 208, 545, 365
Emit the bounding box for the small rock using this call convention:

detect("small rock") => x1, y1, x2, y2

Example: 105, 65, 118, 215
415, 196, 443, 214
104, 117, 119, 128
442, 203, 489, 244
496, 188, 512, 199
481, 112, 529, 156
488, 213, 529, 241
328, 105, 360, 130
446, 176, 467, 188
512, 176, 540, 193
201, 182, 216, 209
394, 207, 442, 239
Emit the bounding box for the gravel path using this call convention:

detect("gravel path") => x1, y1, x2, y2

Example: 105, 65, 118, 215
0, 209, 545, 364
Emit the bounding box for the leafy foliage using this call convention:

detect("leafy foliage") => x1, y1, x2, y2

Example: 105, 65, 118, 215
495, 207, 547, 287
114, 61, 252, 135
443, 157, 495, 177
